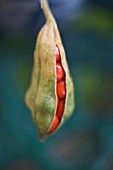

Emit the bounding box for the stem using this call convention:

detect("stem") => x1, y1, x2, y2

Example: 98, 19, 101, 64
40, 0, 54, 20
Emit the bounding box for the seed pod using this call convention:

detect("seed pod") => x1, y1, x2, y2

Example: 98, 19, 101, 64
25, 0, 75, 140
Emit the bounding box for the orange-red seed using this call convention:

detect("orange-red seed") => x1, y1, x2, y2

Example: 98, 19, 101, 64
57, 80, 66, 99
56, 62, 65, 81
56, 100, 65, 119
48, 115, 59, 134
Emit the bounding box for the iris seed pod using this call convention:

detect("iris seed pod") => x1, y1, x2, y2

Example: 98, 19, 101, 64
25, 0, 75, 140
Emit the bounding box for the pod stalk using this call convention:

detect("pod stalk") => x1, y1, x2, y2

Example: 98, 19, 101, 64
40, 0, 53, 21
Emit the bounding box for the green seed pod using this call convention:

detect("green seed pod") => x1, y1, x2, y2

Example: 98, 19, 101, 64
25, 0, 75, 140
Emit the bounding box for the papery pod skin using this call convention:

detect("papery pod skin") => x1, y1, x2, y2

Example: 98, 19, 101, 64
25, 0, 75, 140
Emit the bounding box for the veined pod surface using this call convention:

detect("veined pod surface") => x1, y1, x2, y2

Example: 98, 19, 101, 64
25, 0, 75, 140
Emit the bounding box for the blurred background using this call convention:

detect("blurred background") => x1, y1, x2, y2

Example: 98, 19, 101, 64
0, 0, 113, 170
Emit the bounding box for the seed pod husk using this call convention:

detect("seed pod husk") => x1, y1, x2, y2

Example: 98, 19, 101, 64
25, 0, 75, 140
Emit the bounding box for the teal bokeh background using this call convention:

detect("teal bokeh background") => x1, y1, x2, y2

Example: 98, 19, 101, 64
0, 0, 113, 170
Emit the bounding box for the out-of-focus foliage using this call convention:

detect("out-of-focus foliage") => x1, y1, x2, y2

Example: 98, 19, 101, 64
0, 0, 113, 170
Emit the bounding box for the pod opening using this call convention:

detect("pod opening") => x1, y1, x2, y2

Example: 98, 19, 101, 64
48, 45, 66, 134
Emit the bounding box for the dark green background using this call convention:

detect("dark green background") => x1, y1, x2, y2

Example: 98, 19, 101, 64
0, 0, 113, 169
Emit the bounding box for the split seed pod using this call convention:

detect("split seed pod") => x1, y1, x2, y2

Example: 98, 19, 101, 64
25, 0, 75, 140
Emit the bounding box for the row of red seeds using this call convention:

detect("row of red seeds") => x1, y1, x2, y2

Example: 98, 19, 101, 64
48, 45, 66, 134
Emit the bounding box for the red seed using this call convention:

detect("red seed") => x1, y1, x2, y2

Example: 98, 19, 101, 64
56, 100, 65, 119
48, 115, 59, 134
56, 62, 65, 81
55, 45, 61, 62
57, 80, 66, 99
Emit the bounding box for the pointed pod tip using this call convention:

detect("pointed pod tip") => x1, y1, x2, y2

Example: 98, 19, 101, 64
39, 134, 49, 142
